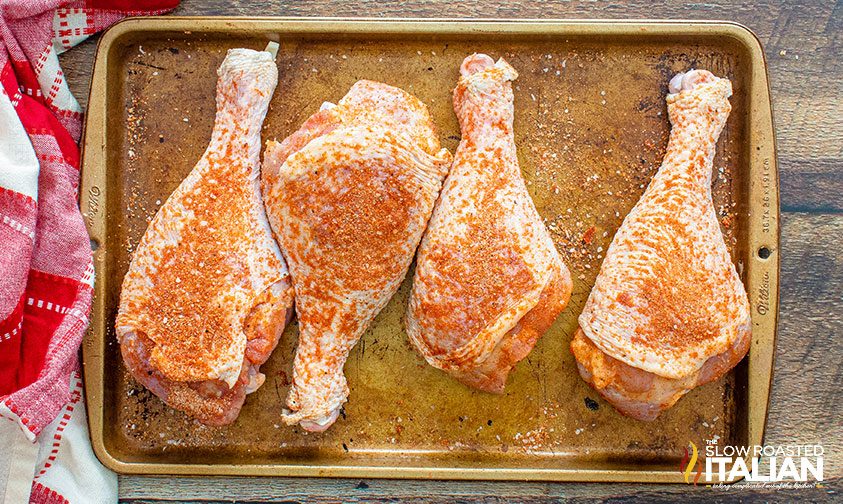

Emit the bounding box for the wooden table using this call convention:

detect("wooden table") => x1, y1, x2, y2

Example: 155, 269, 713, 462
60, 1, 841, 501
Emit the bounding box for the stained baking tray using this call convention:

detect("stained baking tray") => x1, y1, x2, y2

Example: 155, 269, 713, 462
80, 17, 779, 481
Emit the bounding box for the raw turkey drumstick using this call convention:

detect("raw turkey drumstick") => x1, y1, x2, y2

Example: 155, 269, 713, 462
406, 54, 573, 393
570, 69, 751, 421
262, 81, 452, 431
116, 44, 293, 426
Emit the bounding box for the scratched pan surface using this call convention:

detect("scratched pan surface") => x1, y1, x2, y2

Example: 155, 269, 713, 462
81, 18, 779, 481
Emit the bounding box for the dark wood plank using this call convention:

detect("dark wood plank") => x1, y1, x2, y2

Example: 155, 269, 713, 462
766, 213, 843, 449
117, 477, 841, 503
119, 480, 841, 504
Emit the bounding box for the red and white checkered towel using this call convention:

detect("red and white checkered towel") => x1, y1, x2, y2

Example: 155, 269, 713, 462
0, 1, 178, 502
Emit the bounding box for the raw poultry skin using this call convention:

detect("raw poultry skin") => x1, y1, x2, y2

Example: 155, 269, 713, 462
262, 81, 452, 431
406, 54, 573, 393
571, 70, 752, 421
116, 48, 292, 426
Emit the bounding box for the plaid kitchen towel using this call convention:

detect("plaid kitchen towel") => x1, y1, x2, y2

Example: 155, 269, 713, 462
0, 1, 178, 503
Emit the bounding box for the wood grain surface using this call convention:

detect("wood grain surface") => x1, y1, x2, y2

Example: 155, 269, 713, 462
58, 0, 842, 501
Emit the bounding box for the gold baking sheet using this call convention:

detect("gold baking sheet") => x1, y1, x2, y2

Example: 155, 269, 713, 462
80, 17, 779, 481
